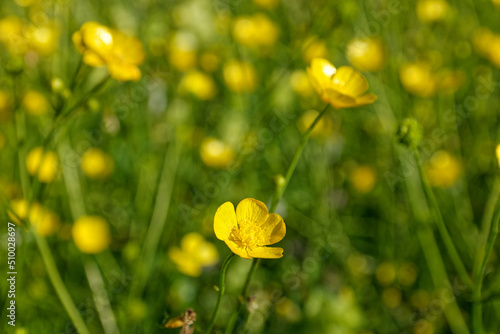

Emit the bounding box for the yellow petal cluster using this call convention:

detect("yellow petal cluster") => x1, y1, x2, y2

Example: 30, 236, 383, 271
425, 150, 462, 188
180, 71, 217, 100
22, 90, 50, 115
297, 110, 334, 139
233, 14, 279, 48
0, 16, 59, 56
26, 147, 58, 183
200, 137, 235, 169
81, 148, 114, 180
350, 165, 377, 193
223, 60, 258, 93
72, 22, 145, 81
72, 215, 111, 254
168, 232, 219, 276
168, 31, 198, 72
399, 63, 464, 97
472, 27, 500, 68
307, 58, 377, 109
8, 199, 60, 236
346, 37, 385, 72
416, 0, 449, 23
214, 198, 286, 259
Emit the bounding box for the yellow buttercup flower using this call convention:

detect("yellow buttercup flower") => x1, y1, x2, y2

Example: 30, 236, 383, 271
233, 14, 279, 48
26, 147, 58, 183
302, 37, 329, 63
200, 52, 220, 72
346, 37, 385, 72
168, 31, 198, 72
168, 232, 219, 276
350, 165, 377, 193
290, 70, 314, 97
425, 150, 462, 188
399, 63, 437, 97
22, 90, 50, 115
200, 137, 235, 168
26, 24, 59, 56
306, 58, 377, 109
0, 16, 28, 55
214, 198, 286, 259
72, 215, 111, 254
8, 200, 60, 236
81, 148, 114, 180
223, 60, 257, 93
180, 70, 217, 100
416, 0, 449, 23
495, 144, 500, 168
28, 203, 60, 236
72, 22, 145, 81
297, 110, 334, 138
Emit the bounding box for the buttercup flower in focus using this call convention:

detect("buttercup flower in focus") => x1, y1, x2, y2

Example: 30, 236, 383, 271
214, 198, 286, 259
306, 58, 377, 109
72, 22, 145, 81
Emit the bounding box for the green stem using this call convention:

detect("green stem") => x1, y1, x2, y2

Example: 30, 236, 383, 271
412, 148, 474, 289
32, 230, 91, 334
205, 253, 237, 334
270, 104, 330, 212
472, 206, 500, 334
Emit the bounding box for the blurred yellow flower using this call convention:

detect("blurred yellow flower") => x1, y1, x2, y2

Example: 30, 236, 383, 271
8, 200, 60, 236
472, 28, 500, 68
425, 150, 462, 188
307, 58, 377, 109
253, 0, 280, 9
233, 14, 279, 48
398, 262, 418, 286
350, 165, 377, 193
214, 198, 286, 259
223, 60, 258, 93
200, 137, 235, 168
375, 262, 396, 286
168, 232, 219, 276
81, 148, 114, 180
297, 110, 334, 138
200, 52, 220, 72
493, 0, 500, 7
437, 69, 465, 93
26, 24, 59, 56
302, 37, 329, 63
0, 16, 28, 55
290, 70, 314, 97
495, 144, 500, 168
168, 31, 198, 72
72, 215, 111, 254
180, 70, 217, 100
0, 90, 13, 121
382, 288, 402, 308
28, 203, 60, 236
346, 37, 385, 72
22, 90, 50, 115
72, 22, 145, 81
26, 147, 58, 183
399, 63, 437, 97
416, 0, 449, 22
8, 199, 29, 225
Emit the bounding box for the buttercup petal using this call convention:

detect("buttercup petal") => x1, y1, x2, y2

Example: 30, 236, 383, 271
354, 93, 378, 106
225, 239, 251, 259
257, 213, 286, 245
324, 89, 357, 109
247, 246, 284, 259
214, 201, 238, 240
236, 198, 269, 226
331, 66, 369, 97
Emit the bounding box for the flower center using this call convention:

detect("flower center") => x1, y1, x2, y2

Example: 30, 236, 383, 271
229, 220, 262, 250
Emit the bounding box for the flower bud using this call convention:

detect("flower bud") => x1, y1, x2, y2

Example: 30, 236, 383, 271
397, 118, 423, 149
